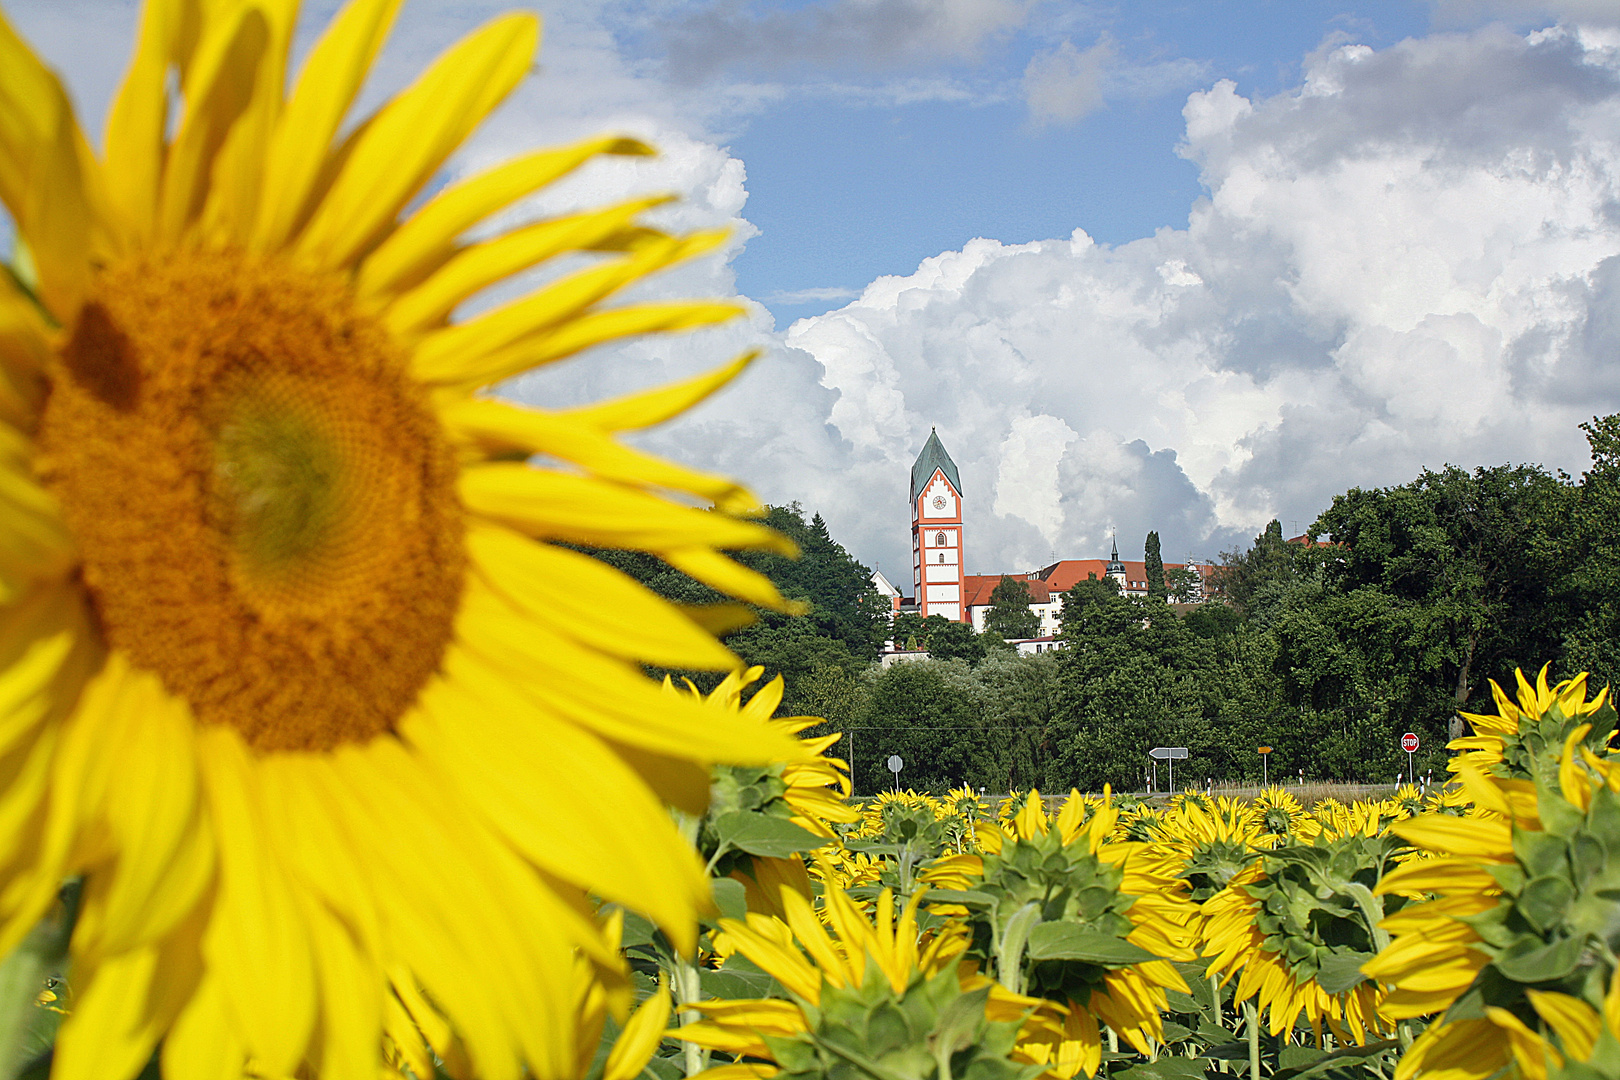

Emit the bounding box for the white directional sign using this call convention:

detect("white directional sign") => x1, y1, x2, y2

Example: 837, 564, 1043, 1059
1148, 747, 1188, 792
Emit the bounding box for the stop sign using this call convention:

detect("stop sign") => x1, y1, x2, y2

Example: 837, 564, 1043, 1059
1401, 732, 1419, 753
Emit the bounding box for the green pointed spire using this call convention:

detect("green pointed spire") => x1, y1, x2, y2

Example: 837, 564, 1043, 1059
910, 427, 962, 504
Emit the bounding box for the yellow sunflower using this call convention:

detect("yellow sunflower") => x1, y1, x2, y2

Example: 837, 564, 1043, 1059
924, 790, 1197, 1061
676, 884, 1045, 1080
0, 2, 804, 1078
1252, 787, 1320, 849
1199, 824, 1399, 1045
1366, 670, 1620, 1080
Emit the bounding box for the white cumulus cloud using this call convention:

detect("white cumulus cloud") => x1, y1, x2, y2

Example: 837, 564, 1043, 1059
754, 21, 1620, 576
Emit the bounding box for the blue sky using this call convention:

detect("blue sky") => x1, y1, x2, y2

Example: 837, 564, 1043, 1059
7, 0, 1620, 580
715, 1, 1440, 321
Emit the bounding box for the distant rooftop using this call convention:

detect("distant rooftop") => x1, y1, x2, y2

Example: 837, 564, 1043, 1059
910, 428, 962, 504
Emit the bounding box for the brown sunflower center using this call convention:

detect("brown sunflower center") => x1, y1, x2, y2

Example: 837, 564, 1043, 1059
37, 250, 466, 752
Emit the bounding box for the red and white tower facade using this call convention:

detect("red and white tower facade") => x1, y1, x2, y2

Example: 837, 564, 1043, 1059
911, 428, 967, 622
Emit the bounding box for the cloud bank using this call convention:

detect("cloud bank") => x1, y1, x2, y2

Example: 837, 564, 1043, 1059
628, 21, 1620, 579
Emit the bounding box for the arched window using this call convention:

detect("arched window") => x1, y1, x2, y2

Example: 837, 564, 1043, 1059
937, 553, 945, 563
935, 531, 947, 546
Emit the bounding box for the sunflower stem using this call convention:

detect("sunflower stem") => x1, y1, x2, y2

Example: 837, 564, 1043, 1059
0, 883, 78, 1080
671, 954, 707, 1078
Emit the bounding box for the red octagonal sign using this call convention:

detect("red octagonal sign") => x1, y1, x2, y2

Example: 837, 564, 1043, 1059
1401, 732, 1420, 753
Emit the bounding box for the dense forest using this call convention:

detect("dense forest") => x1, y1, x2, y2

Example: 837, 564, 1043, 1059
594, 414, 1620, 795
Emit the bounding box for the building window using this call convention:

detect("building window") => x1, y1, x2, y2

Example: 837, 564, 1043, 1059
935, 531, 946, 546
937, 553, 944, 563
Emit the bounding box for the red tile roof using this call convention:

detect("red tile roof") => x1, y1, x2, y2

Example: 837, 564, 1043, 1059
961, 574, 1059, 607
1034, 559, 1213, 592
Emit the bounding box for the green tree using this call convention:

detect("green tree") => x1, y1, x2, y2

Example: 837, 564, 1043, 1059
1563, 415, 1620, 691
1165, 564, 1200, 603
890, 613, 987, 664
983, 575, 1040, 639
1211, 520, 1298, 621
1048, 588, 1222, 791
1313, 463, 1573, 719
852, 661, 982, 792
1144, 531, 1167, 601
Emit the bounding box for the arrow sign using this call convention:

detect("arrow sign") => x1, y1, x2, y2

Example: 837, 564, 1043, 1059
1148, 747, 1187, 793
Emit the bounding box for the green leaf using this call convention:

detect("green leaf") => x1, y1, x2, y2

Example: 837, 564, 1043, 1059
1025, 923, 1158, 965
713, 811, 825, 859
701, 966, 779, 999
1315, 950, 1375, 994
709, 878, 749, 924
1110, 1057, 1210, 1080
924, 889, 998, 908
1517, 875, 1575, 934
1165, 989, 1204, 1015
1270, 1040, 1400, 1080
617, 909, 657, 949
1495, 934, 1587, 982
1279, 1046, 1326, 1070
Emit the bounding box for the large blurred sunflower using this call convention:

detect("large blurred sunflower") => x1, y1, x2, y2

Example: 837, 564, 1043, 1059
0, 2, 802, 1078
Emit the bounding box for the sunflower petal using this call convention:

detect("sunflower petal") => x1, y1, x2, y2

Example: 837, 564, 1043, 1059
605, 989, 673, 1080
410, 230, 729, 383
466, 523, 736, 671
459, 463, 794, 554
155, 4, 270, 241
383, 196, 671, 336
405, 646, 711, 943
197, 727, 317, 1076
162, 976, 245, 1080
357, 135, 655, 299
444, 397, 755, 512
198, 0, 301, 244
562, 351, 756, 431
422, 300, 746, 390
293, 13, 539, 271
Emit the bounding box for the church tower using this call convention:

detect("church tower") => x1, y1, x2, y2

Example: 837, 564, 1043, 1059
911, 428, 966, 622
1106, 534, 1127, 591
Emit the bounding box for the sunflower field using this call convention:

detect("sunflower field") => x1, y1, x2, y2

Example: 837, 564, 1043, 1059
3, 3, 1620, 1080
599, 666, 1620, 1080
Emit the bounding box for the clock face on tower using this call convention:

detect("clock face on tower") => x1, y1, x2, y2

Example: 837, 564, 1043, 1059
932, 496, 946, 509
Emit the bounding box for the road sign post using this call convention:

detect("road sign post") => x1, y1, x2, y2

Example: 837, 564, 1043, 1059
1149, 747, 1188, 792
1400, 732, 1419, 784
1258, 746, 1272, 786
887, 754, 904, 792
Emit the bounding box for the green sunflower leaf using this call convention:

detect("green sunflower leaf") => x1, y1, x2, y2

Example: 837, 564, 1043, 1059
1494, 934, 1587, 982
1024, 923, 1157, 964
1315, 950, 1375, 994
712, 811, 825, 858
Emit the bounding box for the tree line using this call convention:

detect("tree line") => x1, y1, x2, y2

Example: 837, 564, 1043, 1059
588, 415, 1620, 794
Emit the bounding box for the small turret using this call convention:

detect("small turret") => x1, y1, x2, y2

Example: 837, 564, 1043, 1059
1106, 534, 1126, 588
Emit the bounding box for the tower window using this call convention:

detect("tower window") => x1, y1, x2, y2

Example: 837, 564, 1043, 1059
935, 531, 946, 546
938, 553, 944, 563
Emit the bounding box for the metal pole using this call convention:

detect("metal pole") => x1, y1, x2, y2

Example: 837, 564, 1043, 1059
1168, 756, 1174, 793
1262, 754, 1268, 787
1407, 750, 1413, 785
